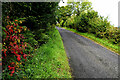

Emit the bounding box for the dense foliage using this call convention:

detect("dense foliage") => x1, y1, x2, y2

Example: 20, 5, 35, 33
2, 2, 58, 45
57, 1, 120, 44
2, 19, 33, 78
2, 2, 58, 79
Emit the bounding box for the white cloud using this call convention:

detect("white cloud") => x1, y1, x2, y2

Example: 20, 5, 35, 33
59, 0, 67, 7
89, 0, 120, 27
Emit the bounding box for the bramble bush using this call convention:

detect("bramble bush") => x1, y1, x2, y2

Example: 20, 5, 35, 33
2, 2, 59, 79
2, 17, 34, 79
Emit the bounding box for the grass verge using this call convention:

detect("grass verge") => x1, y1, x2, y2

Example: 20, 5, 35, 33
24, 28, 72, 78
62, 27, 119, 55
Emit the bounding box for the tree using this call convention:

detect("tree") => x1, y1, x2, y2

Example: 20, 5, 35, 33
67, 1, 92, 16
56, 5, 73, 26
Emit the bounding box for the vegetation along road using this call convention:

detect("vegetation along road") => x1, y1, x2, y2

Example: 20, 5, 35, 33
57, 27, 118, 78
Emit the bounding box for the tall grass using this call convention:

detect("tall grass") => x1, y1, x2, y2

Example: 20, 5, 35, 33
23, 28, 72, 78
63, 27, 118, 54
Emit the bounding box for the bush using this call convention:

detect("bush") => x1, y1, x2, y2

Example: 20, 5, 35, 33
2, 18, 33, 79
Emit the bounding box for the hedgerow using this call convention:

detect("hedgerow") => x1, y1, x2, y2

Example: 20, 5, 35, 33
2, 2, 59, 79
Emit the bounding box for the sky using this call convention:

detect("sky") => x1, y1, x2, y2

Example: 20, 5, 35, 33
59, 0, 120, 27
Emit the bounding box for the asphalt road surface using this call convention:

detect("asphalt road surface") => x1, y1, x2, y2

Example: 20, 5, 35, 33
56, 27, 118, 78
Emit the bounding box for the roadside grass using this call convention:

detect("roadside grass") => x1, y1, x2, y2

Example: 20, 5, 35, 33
62, 27, 119, 54
24, 28, 72, 78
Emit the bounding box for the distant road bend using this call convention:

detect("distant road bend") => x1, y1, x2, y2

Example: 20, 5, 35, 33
56, 27, 118, 78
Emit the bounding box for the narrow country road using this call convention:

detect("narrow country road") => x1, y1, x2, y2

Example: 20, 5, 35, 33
56, 27, 118, 78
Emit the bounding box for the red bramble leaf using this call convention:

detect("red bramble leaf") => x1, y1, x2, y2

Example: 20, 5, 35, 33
17, 55, 21, 61
23, 54, 27, 59
11, 70, 15, 74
